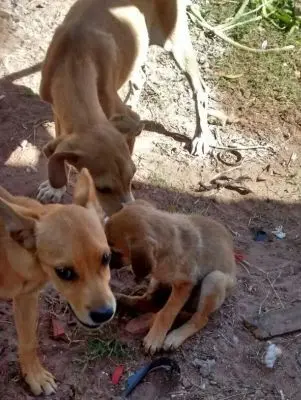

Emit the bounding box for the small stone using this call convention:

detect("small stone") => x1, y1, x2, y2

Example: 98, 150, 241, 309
192, 358, 216, 377
233, 335, 239, 345
181, 377, 192, 389
51, 318, 65, 339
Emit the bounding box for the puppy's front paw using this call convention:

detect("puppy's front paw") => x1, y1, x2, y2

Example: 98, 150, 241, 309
23, 360, 57, 396
143, 329, 166, 355
37, 180, 66, 203
163, 329, 185, 351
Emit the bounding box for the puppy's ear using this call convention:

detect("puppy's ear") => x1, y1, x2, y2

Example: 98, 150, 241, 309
0, 197, 37, 249
44, 136, 84, 188
73, 168, 105, 219
110, 114, 144, 138
130, 238, 156, 281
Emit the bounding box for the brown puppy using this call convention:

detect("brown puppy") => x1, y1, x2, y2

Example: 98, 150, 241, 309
37, 0, 213, 210
0, 168, 116, 396
105, 200, 236, 354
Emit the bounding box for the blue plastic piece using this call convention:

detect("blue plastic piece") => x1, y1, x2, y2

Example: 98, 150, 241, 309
123, 357, 180, 398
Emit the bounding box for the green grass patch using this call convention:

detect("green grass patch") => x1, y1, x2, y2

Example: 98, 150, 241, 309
192, 0, 301, 108
215, 26, 300, 107
86, 338, 130, 361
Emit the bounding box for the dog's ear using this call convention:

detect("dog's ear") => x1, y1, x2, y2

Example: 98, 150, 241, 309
44, 135, 84, 189
48, 150, 83, 188
130, 238, 157, 281
110, 114, 144, 138
43, 137, 65, 158
0, 197, 37, 249
73, 168, 105, 219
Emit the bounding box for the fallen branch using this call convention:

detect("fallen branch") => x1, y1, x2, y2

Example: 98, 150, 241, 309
188, 5, 295, 53
198, 174, 252, 195
211, 144, 270, 151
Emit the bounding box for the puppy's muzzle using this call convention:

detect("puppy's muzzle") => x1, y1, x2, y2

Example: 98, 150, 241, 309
89, 306, 115, 324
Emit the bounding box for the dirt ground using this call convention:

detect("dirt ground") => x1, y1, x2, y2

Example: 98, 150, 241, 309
1, 0, 301, 399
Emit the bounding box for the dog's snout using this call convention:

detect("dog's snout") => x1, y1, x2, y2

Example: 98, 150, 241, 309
89, 306, 114, 324
121, 192, 134, 204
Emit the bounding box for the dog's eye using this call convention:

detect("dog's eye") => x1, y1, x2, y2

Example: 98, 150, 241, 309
97, 187, 113, 195
55, 267, 78, 281
101, 252, 111, 266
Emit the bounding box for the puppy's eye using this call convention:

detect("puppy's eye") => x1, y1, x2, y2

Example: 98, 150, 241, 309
101, 252, 111, 266
97, 187, 113, 195
55, 267, 78, 281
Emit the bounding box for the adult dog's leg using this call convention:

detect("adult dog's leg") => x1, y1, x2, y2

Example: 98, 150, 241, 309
143, 280, 193, 354
14, 292, 57, 396
123, 19, 149, 109
151, 0, 215, 156
163, 271, 235, 350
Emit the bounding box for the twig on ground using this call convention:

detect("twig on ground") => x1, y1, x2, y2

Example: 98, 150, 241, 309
209, 165, 243, 182
226, 225, 240, 237
0, 320, 13, 324
240, 261, 251, 275
266, 274, 285, 309
211, 144, 271, 151
258, 271, 282, 314
199, 174, 252, 195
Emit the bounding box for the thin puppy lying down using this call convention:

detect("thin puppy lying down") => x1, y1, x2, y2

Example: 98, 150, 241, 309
0, 169, 116, 396
105, 200, 236, 353
37, 0, 215, 208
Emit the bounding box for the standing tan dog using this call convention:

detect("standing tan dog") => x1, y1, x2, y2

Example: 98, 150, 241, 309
0, 168, 116, 396
37, 0, 214, 211
105, 200, 236, 353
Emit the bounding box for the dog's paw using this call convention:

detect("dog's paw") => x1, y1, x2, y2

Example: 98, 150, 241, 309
163, 329, 185, 351
23, 363, 57, 396
37, 180, 66, 203
143, 330, 166, 355
191, 132, 215, 156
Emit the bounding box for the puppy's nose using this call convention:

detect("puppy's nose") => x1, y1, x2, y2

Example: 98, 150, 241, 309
89, 306, 114, 324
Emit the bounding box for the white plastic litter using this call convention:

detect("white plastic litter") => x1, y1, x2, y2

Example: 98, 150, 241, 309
261, 40, 268, 49
272, 225, 286, 239
264, 343, 282, 368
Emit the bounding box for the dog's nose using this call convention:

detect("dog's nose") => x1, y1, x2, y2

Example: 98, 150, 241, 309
89, 306, 114, 324
121, 191, 134, 204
